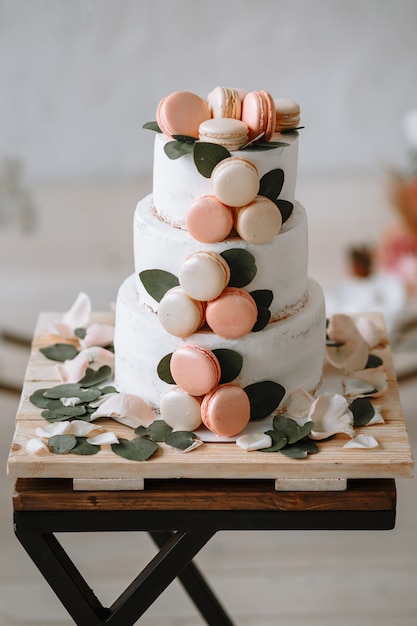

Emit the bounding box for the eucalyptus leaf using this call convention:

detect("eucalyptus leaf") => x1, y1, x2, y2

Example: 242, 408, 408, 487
350, 397, 375, 427
70, 437, 100, 456
366, 354, 383, 369
165, 430, 197, 450
212, 349, 243, 384
245, 380, 285, 421
193, 142, 231, 178
48, 434, 77, 454
164, 140, 195, 159
134, 425, 150, 437
275, 199, 294, 223
112, 437, 159, 461
100, 385, 118, 395
220, 249, 257, 288
251, 307, 271, 332
78, 366, 112, 387
259, 169, 284, 200
74, 327, 87, 340
272, 415, 314, 444
249, 289, 273, 309
157, 353, 175, 384
42, 405, 87, 422
243, 141, 290, 151
172, 134, 197, 144
40, 343, 79, 362
139, 269, 179, 303
143, 121, 162, 132
280, 439, 319, 458
44, 384, 102, 402
30, 388, 60, 409
261, 429, 287, 451
147, 420, 173, 442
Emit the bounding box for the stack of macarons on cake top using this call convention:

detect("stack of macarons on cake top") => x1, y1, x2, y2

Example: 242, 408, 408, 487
135, 87, 304, 438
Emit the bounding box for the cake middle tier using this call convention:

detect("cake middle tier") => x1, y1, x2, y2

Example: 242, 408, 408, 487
135, 194, 309, 320
115, 274, 326, 412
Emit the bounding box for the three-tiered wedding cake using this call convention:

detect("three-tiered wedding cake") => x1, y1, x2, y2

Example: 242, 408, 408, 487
114, 88, 326, 436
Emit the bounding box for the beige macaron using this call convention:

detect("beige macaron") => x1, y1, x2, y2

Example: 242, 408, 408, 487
235, 196, 283, 244
199, 118, 248, 152
211, 157, 259, 208
158, 287, 205, 338
179, 251, 230, 302
207, 86, 247, 119
274, 98, 301, 131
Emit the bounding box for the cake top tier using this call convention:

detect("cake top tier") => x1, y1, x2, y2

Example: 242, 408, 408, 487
145, 88, 302, 227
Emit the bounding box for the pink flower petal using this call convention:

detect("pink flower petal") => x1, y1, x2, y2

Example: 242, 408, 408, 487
56, 352, 90, 383
82, 323, 115, 348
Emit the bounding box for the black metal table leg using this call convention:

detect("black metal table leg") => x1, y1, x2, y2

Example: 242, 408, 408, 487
150, 531, 235, 626
14, 511, 229, 626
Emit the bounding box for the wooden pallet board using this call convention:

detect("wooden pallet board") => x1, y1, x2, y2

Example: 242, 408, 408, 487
7, 312, 414, 490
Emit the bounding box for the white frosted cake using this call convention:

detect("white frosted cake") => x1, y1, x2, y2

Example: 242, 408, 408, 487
114, 88, 326, 436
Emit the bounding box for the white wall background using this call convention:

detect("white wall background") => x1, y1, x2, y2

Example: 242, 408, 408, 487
1, 0, 417, 183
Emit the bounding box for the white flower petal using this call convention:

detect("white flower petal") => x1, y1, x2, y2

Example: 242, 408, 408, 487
68, 420, 104, 437
62, 292, 91, 330
35, 422, 72, 438
285, 388, 314, 419
82, 323, 115, 348
343, 367, 388, 400
368, 405, 385, 425
236, 433, 272, 451
26, 438, 49, 454
90, 392, 154, 428
61, 396, 83, 407
180, 439, 204, 453
87, 432, 119, 445
354, 316, 383, 349
308, 392, 355, 439
343, 434, 379, 449
56, 352, 90, 384
326, 314, 369, 373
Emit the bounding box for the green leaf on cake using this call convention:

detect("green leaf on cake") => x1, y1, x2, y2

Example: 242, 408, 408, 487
212, 349, 243, 384
243, 141, 290, 151
259, 169, 284, 200
48, 434, 77, 454
250, 290, 273, 332
172, 134, 197, 144
112, 437, 159, 462
139, 269, 179, 302
251, 307, 271, 332
220, 249, 257, 288
157, 353, 175, 384
193, 142, 231, 178
244, 380, 285, 421
349, 397, 375, 427
164, 140, 195, 159
143, 121, 162, 132
40, 343, 79, 362
164, 430, 199, 450
275, 199, 294, 223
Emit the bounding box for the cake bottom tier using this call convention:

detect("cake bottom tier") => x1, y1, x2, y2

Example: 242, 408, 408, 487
114, 274, 327, 412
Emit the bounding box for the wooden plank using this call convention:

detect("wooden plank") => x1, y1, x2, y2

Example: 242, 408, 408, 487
7, 312, 415, 487
73, 477, 145, 491
12, 478, 397, 512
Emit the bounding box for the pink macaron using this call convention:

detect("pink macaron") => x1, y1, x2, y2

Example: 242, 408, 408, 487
170, 345, 221, 397
241, 90, 276, 142
179, 251, 230, 302
235, 196, 282, 244
156, 91, 211, 139
205, 287, 258, 339
185, 195, 234, 243
201, 383, 251, 437
211, 157, 259, 208
158, 287, 206, 338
